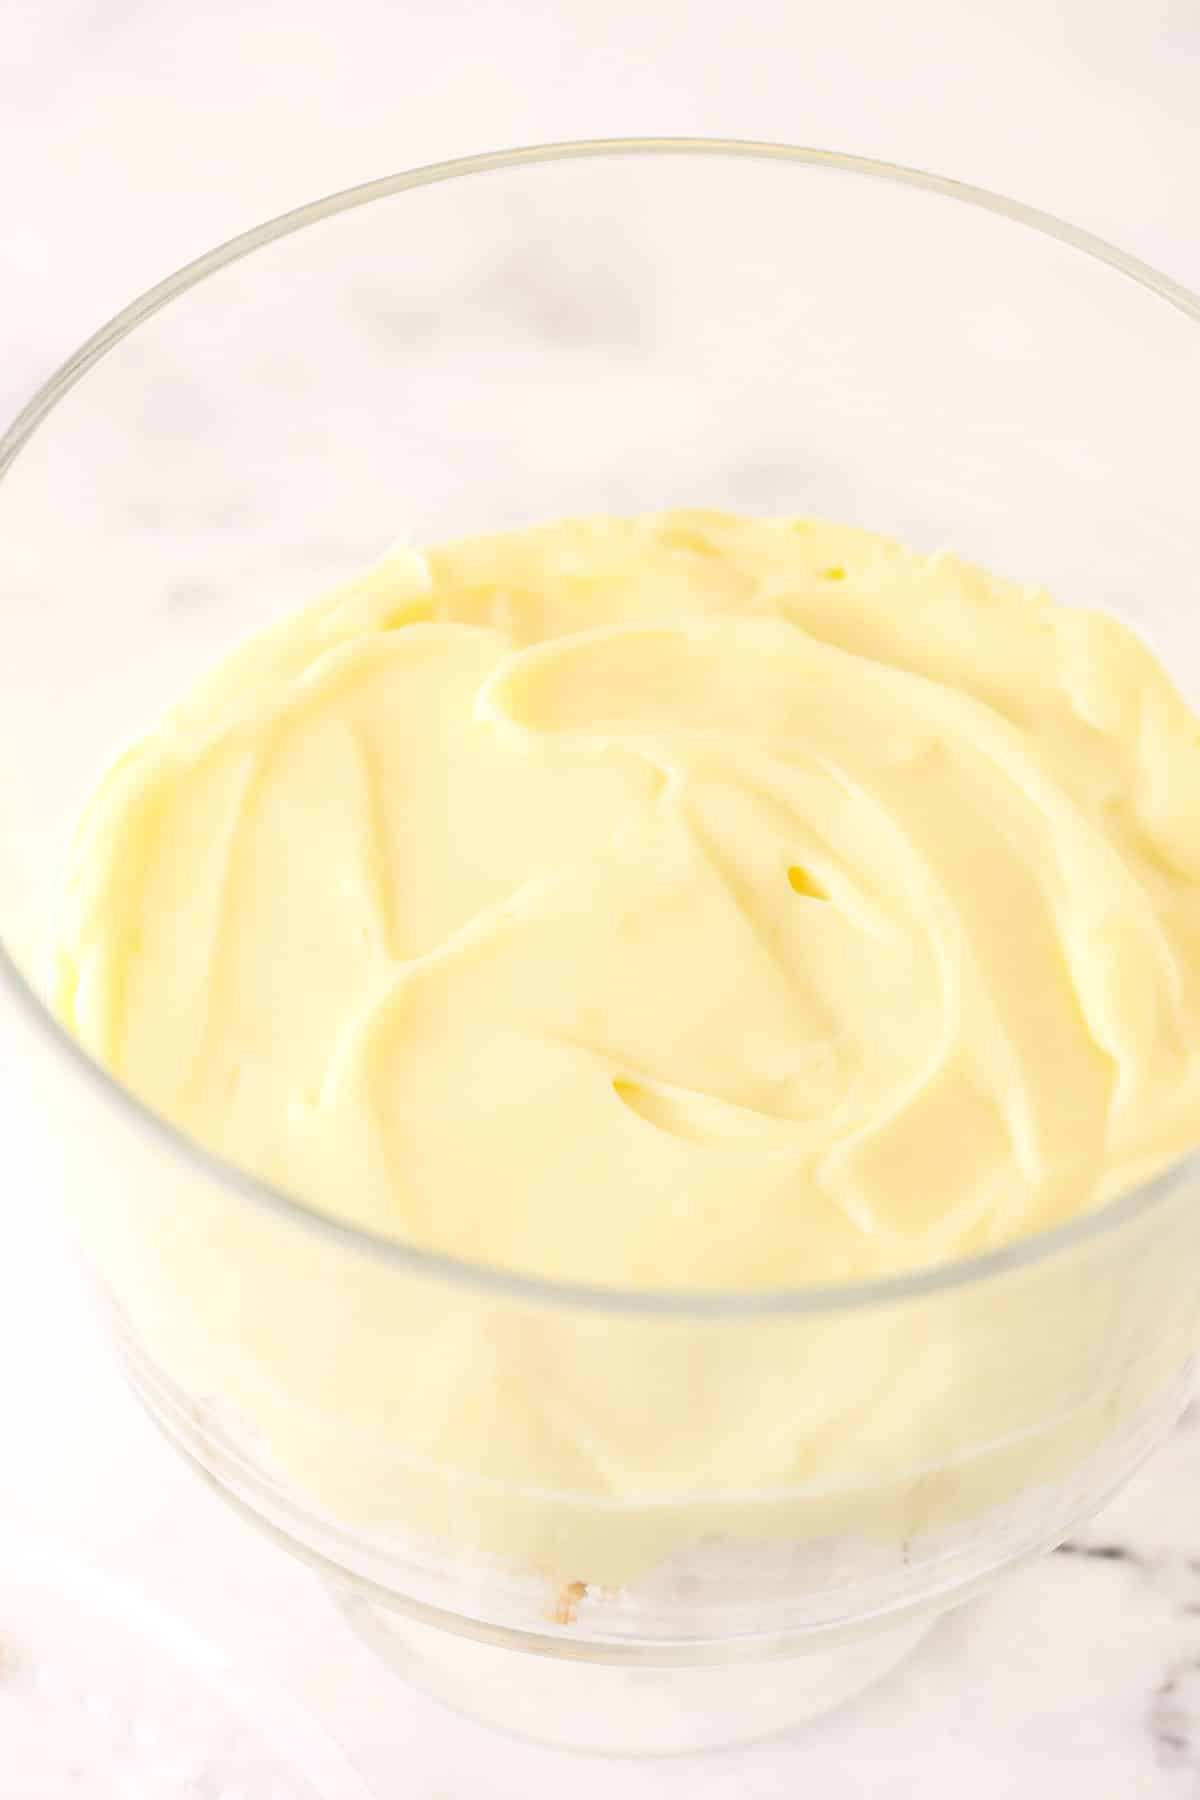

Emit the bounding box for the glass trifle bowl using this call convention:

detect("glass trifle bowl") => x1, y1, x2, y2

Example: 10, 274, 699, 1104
2, 140, 1200, 1757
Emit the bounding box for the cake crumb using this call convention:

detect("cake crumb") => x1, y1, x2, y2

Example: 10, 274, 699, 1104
551, 1580, 588, 1626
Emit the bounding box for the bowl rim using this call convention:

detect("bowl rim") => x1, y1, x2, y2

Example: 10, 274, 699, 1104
3, 134, 1198, 1321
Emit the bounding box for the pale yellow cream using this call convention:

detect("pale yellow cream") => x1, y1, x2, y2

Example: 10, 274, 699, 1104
45, 510, 1200, 1588
54, 511, 1200, 1292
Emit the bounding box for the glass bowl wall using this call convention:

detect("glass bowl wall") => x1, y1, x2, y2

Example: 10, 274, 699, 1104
3, 142, 1199, 1753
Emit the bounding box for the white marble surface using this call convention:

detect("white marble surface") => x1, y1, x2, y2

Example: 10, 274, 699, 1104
4, 1, 1200, 1793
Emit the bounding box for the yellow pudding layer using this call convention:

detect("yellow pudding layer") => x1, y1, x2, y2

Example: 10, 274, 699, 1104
45, 511, 1200, 1588
54, 512, 1200, 1288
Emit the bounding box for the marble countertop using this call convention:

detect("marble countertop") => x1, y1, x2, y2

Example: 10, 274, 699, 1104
3, 1, 1200, 1793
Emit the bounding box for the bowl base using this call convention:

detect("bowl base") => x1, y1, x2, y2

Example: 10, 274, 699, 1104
333, 1585, 935, 1756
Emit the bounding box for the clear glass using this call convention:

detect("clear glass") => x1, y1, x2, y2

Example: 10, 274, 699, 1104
2, 140, 1200, 1756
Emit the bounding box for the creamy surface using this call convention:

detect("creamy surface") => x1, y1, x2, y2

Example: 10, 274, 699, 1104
54, 511, 1200, 1290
